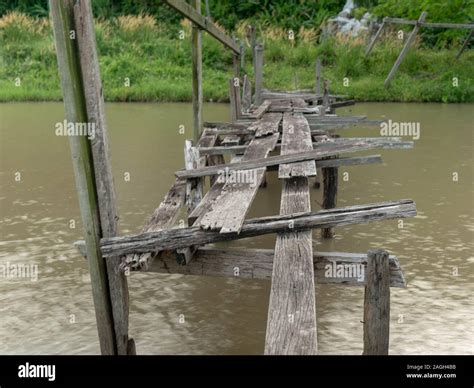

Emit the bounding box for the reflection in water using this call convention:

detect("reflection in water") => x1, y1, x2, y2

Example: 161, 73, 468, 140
0, 102, 472, 354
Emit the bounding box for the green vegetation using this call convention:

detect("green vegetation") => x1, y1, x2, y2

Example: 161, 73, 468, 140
1, 12, 473, 103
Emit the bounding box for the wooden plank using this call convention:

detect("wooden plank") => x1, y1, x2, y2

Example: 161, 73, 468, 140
191, 0, 202, 142
199, 137, 413, 155
366, 18, 386, 56
385, 17, 474, 29
279, 113, 317, 178
249, 112, 282, 137
195, 132, 279, 233
163, 0, 240, 54
363, 249, 390, 355
143, 248, 406, 288
75, 200, 417, 259
184, 140, 202, 215
384, 12, 428, 87
251, 100, 271, 119
254, 44, 264, 105
175, 140, 391, 179
50, 0, 116, 355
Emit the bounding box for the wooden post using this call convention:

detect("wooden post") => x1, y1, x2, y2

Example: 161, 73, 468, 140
229, 78, 237, 123
384, 12, 427, 88
363, 249, 390, 355
254, 43, 264, 106
249, 25, 256, 66
191, 0, 203, 143
204, 0, 210, 19
365, 17, 387, 57
320, 79, 329, 117
50, 0, 122, 355
321, 159, 338, 238
242, 74, 252, 112
456, 29, 473, 59
184, 140, 203, 215
240, 41, 245, 70
233, 52, 240, 79
315, 58, 321, 95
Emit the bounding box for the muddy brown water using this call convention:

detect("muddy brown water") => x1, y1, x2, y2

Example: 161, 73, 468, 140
0, 102, 472, 354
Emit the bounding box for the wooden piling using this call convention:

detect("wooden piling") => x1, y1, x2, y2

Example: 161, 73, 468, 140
315, 58, 321, 95
229, 78, 237, 123
191, 0, 203, 143
50, 0, 119, 355
254, 44, 264, 106
384, 12, 427, 88
363, 249, 390, 355
321, 160, 338, 238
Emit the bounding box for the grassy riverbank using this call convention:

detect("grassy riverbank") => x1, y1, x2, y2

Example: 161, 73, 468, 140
1, 12, 473, 103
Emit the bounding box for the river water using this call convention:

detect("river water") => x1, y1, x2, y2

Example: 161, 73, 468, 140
0, 102, 472, 355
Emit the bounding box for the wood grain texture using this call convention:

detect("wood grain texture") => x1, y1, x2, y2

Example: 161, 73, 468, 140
75, 200, 417, 259
249, 113, 282, 137
363, 249, 390, 355
278, 113, 317, 178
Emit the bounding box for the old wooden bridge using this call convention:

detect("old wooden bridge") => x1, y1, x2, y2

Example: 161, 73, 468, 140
51, 0, 417, 355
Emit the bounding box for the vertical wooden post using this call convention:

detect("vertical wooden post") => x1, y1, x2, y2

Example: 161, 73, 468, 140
321, 160, 338, 238
363, 249, 390, 355
320, 79, 329, 117
384, 12, 427, 88
249, 25, 256, 67
204, 0, 210, 19
191, 0, 203, 143
240, 41, 245, 71
50, 0, 123, 355
233, 52, 240, 79
242, 74, 252, 112
229, 78, 237, 123
365, 17, 387, 57
254, 43, 264, 106
456, 29, 473, 59
315, 58, 321, 95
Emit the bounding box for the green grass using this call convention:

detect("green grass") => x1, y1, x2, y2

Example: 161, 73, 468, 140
1, 12, 473, 103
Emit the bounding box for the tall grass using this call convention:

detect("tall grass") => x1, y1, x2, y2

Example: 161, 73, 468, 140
0, 12, 473, 103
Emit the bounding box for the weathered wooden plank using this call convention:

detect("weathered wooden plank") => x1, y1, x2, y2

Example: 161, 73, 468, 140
75, 200, 417, 260
142, 248, 406, 288
195, 132, 279, 233
184, 140, 202, 215
384, 12, 428, 87
221, 135, 241, 146
175, 140, 391, 179
265, 176, 317, 354
50, 0, 117, 355
385, 17, 474, 29
279, 113, 317, 178
163, 0, 240, 54
199, 137, 413, 155
191, 0, 202, 142
269, 155, 383, 170
363, 249, 390, 355
251, 99, 271, 119
203, 122, 249, 129
249, 112, 282, 137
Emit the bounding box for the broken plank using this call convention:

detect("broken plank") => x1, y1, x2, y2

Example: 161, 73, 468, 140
195, 132, 279, 233
175, 140, 391, 179
75, 199, 417, 260
248, 112, 282, 137
279, 113, 317, 178
250, 99, 271, 119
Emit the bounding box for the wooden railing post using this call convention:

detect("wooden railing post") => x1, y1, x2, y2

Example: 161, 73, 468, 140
50, 0, 133, 355
363, 249, 390, 355
384, 12, 427, 87
191, 0, 203, 143
254, 43, 264, 106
